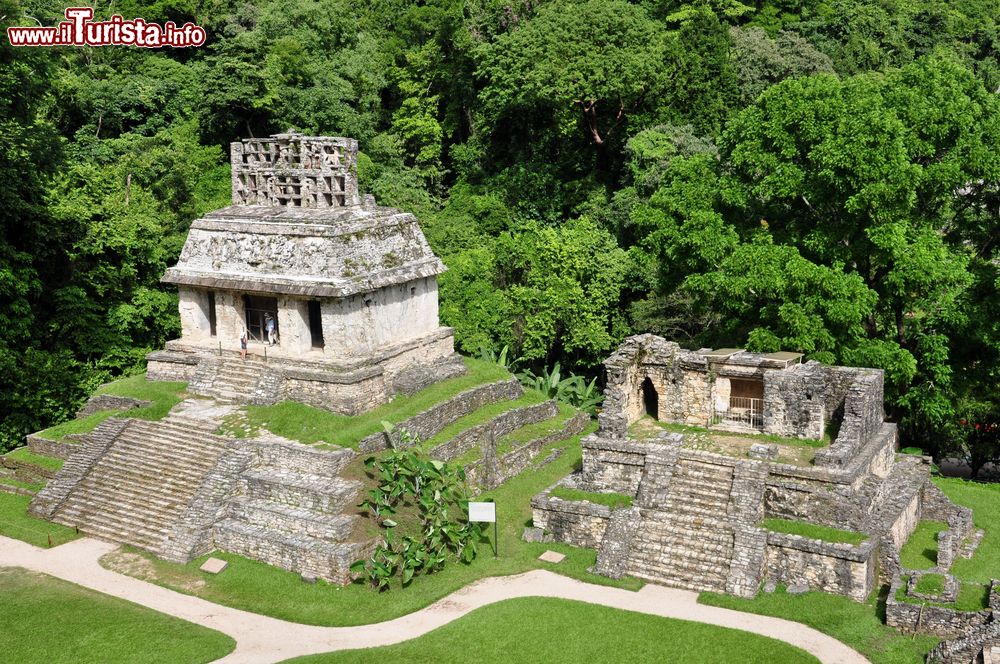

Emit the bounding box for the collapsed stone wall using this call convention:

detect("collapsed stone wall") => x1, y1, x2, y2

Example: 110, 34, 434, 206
887, 577, 996, 638
928, 619, 1000, 664
814, 370, 885, 468
76, 394, 151, 418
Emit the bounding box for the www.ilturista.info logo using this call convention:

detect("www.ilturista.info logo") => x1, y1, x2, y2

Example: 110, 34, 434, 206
7, 7, 206, 47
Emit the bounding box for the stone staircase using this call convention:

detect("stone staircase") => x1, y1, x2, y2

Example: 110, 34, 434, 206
214, 447, 373, 583
46, 419, 229, 554
627, 458, 736, 592
192, 357, 271, 403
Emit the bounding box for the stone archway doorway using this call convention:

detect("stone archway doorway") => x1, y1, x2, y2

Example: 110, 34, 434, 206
642, 377, 659, 420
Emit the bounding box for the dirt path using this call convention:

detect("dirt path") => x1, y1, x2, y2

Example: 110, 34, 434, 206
0, 535, 870, 664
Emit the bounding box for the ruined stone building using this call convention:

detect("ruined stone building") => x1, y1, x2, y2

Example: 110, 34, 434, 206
146, 132, 462, 413
532, 335, 991, 662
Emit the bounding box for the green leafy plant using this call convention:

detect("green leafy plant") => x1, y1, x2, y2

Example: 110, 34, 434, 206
477, 344, 520, 372
517, 363, 603, 415
351, 428, 484, 591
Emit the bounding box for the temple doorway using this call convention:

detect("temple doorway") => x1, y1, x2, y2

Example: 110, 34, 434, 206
642, 377, 659, 420
243, 295, 278, 343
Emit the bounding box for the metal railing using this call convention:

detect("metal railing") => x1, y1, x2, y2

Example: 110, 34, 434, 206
714, 396, 763, 429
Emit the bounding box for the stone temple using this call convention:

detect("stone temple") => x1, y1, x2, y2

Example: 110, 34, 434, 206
26, 134, 472, 583
146, 132, 463, 412
532, 335, 981, 605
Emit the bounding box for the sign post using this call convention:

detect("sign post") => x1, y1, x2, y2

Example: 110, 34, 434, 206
468, 501, 497, 557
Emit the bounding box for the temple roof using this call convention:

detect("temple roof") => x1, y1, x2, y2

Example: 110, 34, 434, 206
162, 204, 446, 298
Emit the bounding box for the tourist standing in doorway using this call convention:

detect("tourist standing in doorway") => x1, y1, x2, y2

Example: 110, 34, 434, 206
240, 327, 248, 359
265, 314, 277, 346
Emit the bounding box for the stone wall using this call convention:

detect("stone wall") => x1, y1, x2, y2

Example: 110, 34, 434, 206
531, 488, 613, 549
280, 367, 387, 415
359, 379, 522, 452
579, 435, 657, 496
1, 450, 58, 481
466, 412, 590, 490
146, 352, 199, 381
430, 401, 559, 462
26, 434, 75, 460
76, 394, 151, 418
928, 620, 1000, 664
814, 370, 885, 468
886, 577, 992, 638
764, 533, 876, 601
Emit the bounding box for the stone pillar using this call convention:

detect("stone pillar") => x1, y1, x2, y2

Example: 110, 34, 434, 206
178, 288, 211, 341
277, 297, 311, 354
216, 291, 246, 348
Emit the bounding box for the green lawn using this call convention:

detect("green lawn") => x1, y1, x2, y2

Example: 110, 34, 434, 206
221, 358, 513, 448
100, 423, 651, 627
0, 493, 79, 547
5, 447, 64, 471
285, 597, 819, 664
762, 518, 869, 545
700, 585, 939, 664
549, 486, 633, 509
899, 520, 948, 570
1, 567, 234, 664
914, 573, 945, 594
935, 477, 1000, 584
36, 375, 188, 441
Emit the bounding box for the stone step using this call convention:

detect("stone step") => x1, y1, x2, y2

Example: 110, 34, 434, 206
76, 463, 212, 502
163, 416, 219, 433
673, 465, 734, 484
631, 535, 733, 563
214, 519, 364, 584
125, 419, 229, 445
658, 494, 731, 517
629, 545, 731, 577
228, 497, 357, 541
116, 425, 226, 455
59, 471, 195, 513
631, 568, 727, 593
666, 474, 733, 497
101, 435, 222, 467
55, 514, 166, 552
242, 470, 360, 514
48, 418, 228, 556
102, 436, 223, 469
56, 496, 176, 539
641, 518, 733, 543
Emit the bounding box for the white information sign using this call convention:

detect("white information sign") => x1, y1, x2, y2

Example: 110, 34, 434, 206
468, 501, 496, 523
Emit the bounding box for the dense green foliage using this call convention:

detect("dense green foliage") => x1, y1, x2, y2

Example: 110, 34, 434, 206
352, 438, 484, 590
0, 567, 235, 663
285, 597, 820, 664
3, 0, 999, 462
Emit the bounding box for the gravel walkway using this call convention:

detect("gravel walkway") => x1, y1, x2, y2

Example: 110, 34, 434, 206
0, 536, 870, 664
